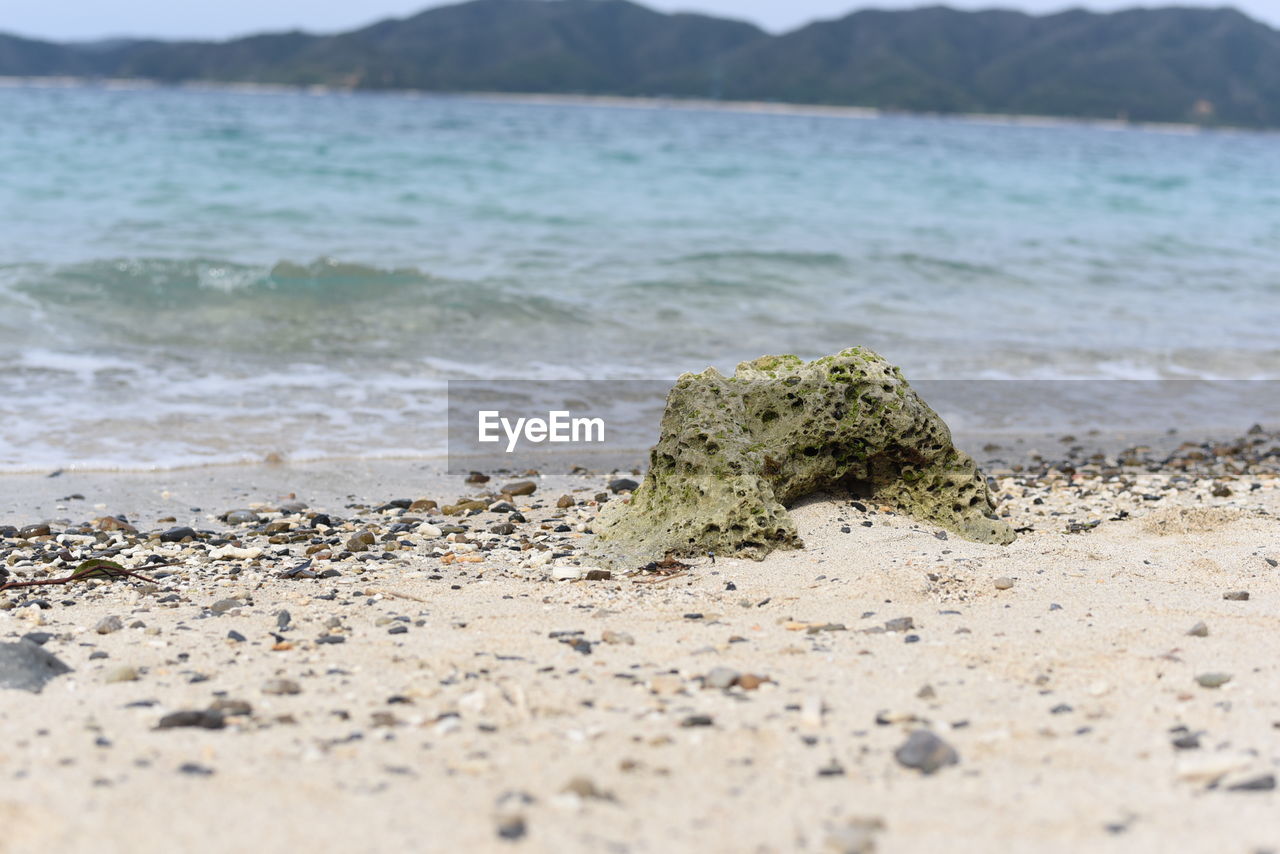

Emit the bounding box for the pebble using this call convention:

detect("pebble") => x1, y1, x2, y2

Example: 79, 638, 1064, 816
1187, 621, 1209, 637
1195, 672, 1232, 688
0, 641, 72, 693
209, 599, 240, 615
158, 526, 197, 543
608, 478, 640, 493
501, 481, 537, 496
993, 576, 1015, 590
884, 617, 914, 633
1223, 590, 1250, 601
894, 729, 959, 774
703, 667, 740, 690
224, 509, 260, 525
94, 615, 124, 634
602, 630, 634, 645
556, 495, 576, 508
1227, 773, 1276, 792
104, 666, 138, 683
262, 678, 302, 695
158, 710, 225, 730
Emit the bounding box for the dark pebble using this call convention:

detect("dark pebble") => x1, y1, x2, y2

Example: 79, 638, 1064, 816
177, 763, 215, 776
608, 478, 639, 493
159, 527, 197, 543
388, 625, 408, 635
316, 635, 346, 645
0, 641, 73, 693
158, 710, 224, 730
681, 714, 714, 727
1228, 774, 1276, 792
227, 630, 246, 643
894, 729, 959, 774
1223, 591, 1250, 601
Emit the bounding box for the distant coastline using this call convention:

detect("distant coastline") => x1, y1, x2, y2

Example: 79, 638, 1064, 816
0, 75, 1224, 136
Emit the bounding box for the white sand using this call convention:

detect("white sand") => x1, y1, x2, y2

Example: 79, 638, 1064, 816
0, 463, 1278, 853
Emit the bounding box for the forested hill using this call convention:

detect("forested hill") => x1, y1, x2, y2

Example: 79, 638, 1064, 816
4, 1, 1280, 127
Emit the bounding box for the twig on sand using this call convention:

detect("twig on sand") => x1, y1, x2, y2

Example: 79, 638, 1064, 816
0, 558, 173, 593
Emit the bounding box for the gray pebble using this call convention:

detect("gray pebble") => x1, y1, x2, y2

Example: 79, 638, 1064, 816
1223, 590, 1250, 601
224, 510, 259, 525
1187, 621, 1209, 637
994, 576, 1015, 590
703, 667, 740, 690
94, 615, 124, 635
262, 678, 301, 695
894, 729, 959, 774
1195, 672, 1232, 688
0, 641, 72, 693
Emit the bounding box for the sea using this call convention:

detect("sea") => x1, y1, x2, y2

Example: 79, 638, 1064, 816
1, 83, 1278, 472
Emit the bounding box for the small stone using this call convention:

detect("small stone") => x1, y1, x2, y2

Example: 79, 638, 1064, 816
1195, 672, 1232, 688
262, 678, 302, 695
501, 481, 537, 496
158, 526, 197, 543
736, 673, 767, 690
1223, 590, 1250, 601
680, 714, 714, 727
178, 763, 214, 776
18, 523, 51, 539
602, 630, 634, 645
224, 510, 259, 525
551, 566, 585, 581
95, 516, 138, 534
894, 729, 959, 774
608, 478, 639, 493
415, 523, 443, 538
817, 760, 846, 777
94, 615, 124, 635
409, 499, 438, 512
208, 698, 252, 716
209, 599, 240, 615
158, 710, 224, 730
0, 641, 72, 692
104, 666, 138, 683
993, 576, 1015, 590
584, 569, 612, 581
226, 630, 246, 643
276, 610, 292, 630
496, 815, 526, 841
1187, 621, 1209, 637
884, 617, 914, 633
1227, 773, 1276, 792
556, 495, 576, 508
703, 667, 740, 690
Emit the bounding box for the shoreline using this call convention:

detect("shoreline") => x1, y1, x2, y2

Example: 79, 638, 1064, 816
0, 75, 1255, 136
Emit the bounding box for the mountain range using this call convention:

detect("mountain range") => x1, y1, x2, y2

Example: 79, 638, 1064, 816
4, 1, 1280, 127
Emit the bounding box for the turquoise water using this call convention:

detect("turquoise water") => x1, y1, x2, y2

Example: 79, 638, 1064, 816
1, 84, 1278, 470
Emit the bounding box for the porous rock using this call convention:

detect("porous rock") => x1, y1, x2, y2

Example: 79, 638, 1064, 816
590, 348, 1013, 567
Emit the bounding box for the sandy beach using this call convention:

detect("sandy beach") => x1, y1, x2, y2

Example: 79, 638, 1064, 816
1, 432, 1277, 854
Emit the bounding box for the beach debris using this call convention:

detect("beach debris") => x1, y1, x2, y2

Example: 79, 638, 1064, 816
894, 729, 959, 774
589, 347, 1014, 567
0, 558, 164, 595
0, 640, 72, 693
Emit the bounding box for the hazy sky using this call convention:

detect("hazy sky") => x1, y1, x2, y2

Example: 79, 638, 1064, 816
7, 0, 1280, 41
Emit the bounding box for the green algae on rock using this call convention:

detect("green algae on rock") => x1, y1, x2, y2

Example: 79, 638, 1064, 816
589, 347, 1015, 567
